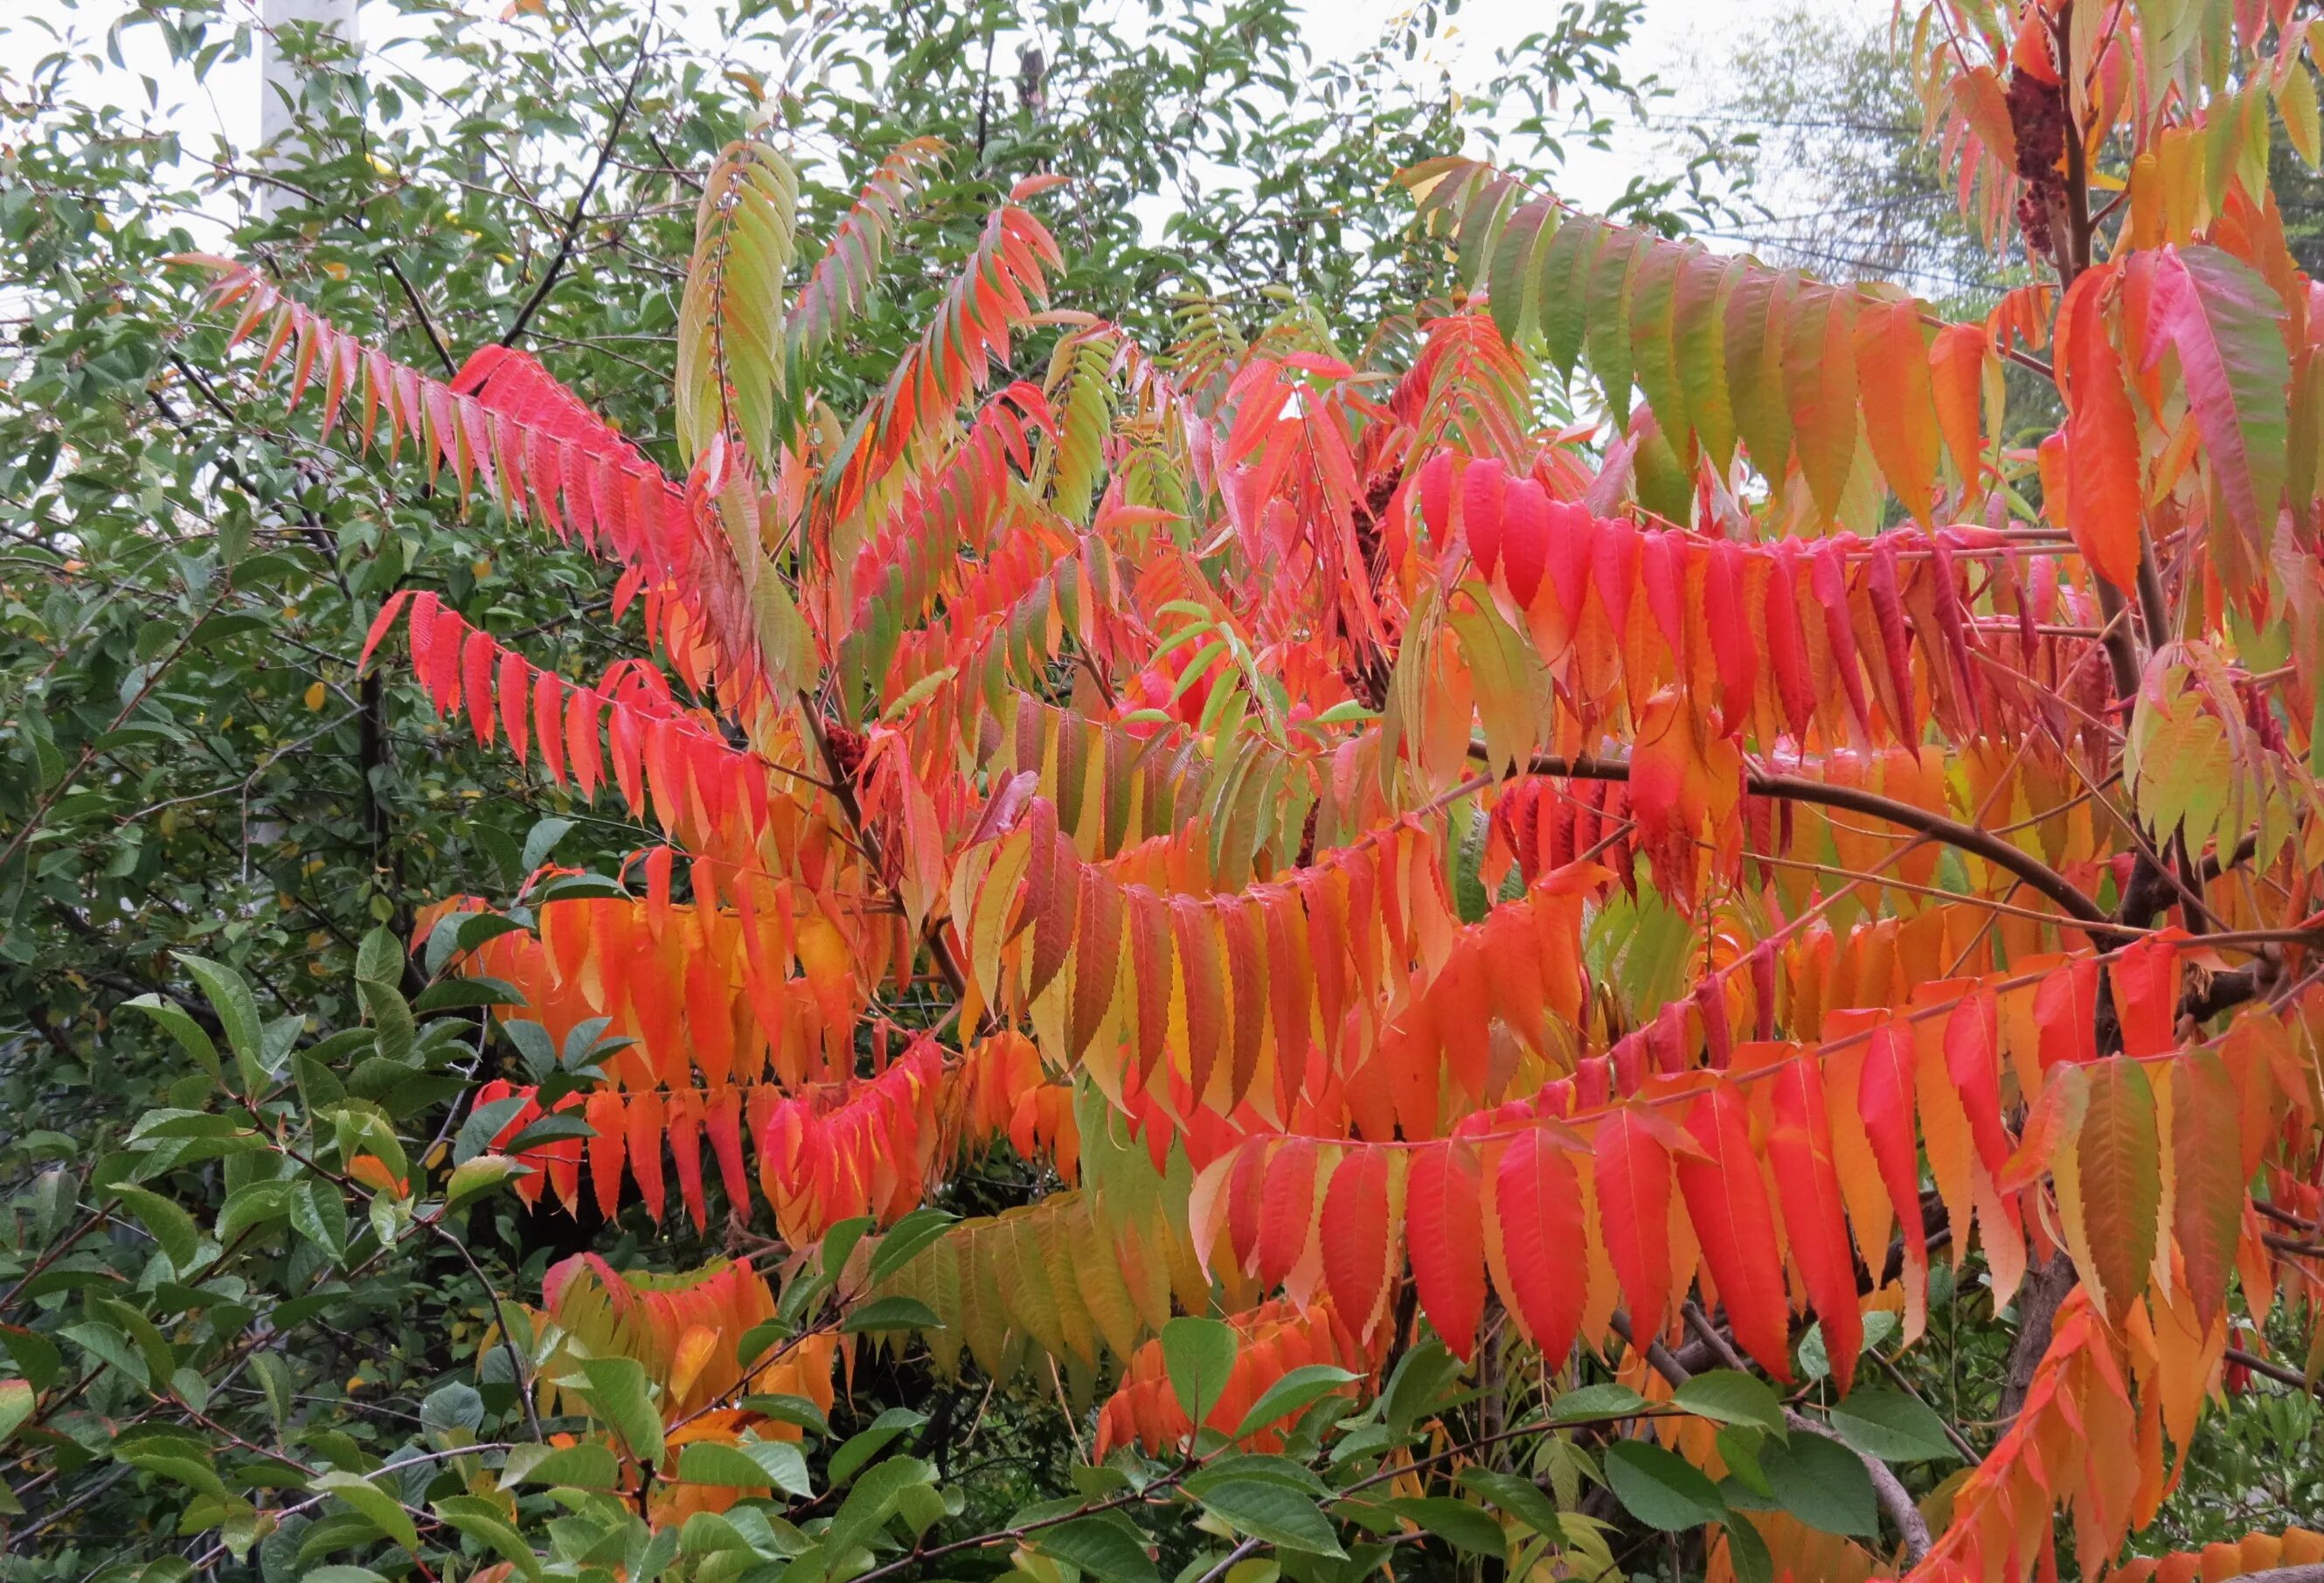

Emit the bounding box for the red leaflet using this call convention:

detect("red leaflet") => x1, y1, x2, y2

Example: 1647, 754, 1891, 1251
1544, 500, 1595, 631
1500, 477, 1550, 610
1641, 530, 1688, 663
1257, 1139, 1319, 1290
1770, 1059, 1862, 1392
1416, 451, 1456, 543
1027, 832, 1080, 1003
1945, 985, 2011, 1178
497, 649, 531, 767
1320, 1145, 1395, 1343
1860, 1020, 1927, 1316
2109, 935, 2181, 1059
1069, 869, 1126, 1063
1490, 1129, 1585, 1366
1810, 538, 1876, 740
1592, 1107, 1674, 1339
1704, 539, 1757, 738
1462, 458, 1508, 581
1592, 517, 1638, 641
1865, 537, 1918, 740
1405, 1141, 1486, 1360
2035, 956, 2100, 1068
1765, 541, 1815, 739
1675, 1085, 1793, 1380
359, 590, 415, 675
460, 629, 499, 747
533, 670, 566, 786
1226, 1141, 1269, 1274
566, 687, 603, 802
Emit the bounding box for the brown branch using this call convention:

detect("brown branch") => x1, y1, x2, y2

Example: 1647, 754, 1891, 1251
379, 256, 457, 377
1492, 744, 2119, 940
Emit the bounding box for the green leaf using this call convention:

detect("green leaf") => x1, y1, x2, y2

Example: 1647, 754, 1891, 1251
1161, 1316, 1238, 1429
455, 1095, 530, 1166
1455, 1468, 1564, 1542
444, 1153, 526, 1212
675, 1439, 812, 1496
177, 954, 266, 1088
1759, 1434, 1877, 1537
840, 1295, 941, 1334
1231, 1364, 1356, 1441
109, 1184, 200, 1274
289, 1179, 350, 1262
432, 1494, 545, 1578
1719, 1517, 1775, 1583
499, 1441, 622, 1490
121, 996, 221, 1083
1673, 1370, 1786, 1434
824, 1454, 931, 1559
311, 1469, 420, 1554
1195, 1477, 1343, 1557
1033, 1517, 1160, 1583
1383, 1496, 1506, 1559
576, 1356, 664, 1466
1549, 1382, 1649, 1422
829, 1407, 925, 1487
1824, 1389, 1960, 1464
1602, 1441, 1725, 1532
868, 1207, 957, 1281
741, 1392, 830, 1438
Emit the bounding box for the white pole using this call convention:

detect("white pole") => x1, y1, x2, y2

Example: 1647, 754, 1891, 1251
259, 0, 359, 212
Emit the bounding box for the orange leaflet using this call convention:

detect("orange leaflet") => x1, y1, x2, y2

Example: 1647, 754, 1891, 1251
2059, 262, 2145, 591
1929, 319, 1990, 487
1856, 295, 1940, 525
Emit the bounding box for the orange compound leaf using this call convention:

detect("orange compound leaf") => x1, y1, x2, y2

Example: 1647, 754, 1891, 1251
1592, 1107, 1675, 1342
1090, 1298, 1365, 1460
1907, 1291, 2156, 1583
1674, 1083, 1793, 1381
1405, 1141, 1486, 1361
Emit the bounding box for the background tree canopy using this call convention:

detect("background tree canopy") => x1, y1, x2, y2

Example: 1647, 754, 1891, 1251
3, 2, 2322, 1581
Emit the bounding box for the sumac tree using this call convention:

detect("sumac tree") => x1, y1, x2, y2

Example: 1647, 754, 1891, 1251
10, 1, 2324, 1580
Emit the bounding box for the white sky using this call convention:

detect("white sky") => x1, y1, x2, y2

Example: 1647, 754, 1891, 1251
10, 0, 1889, 241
